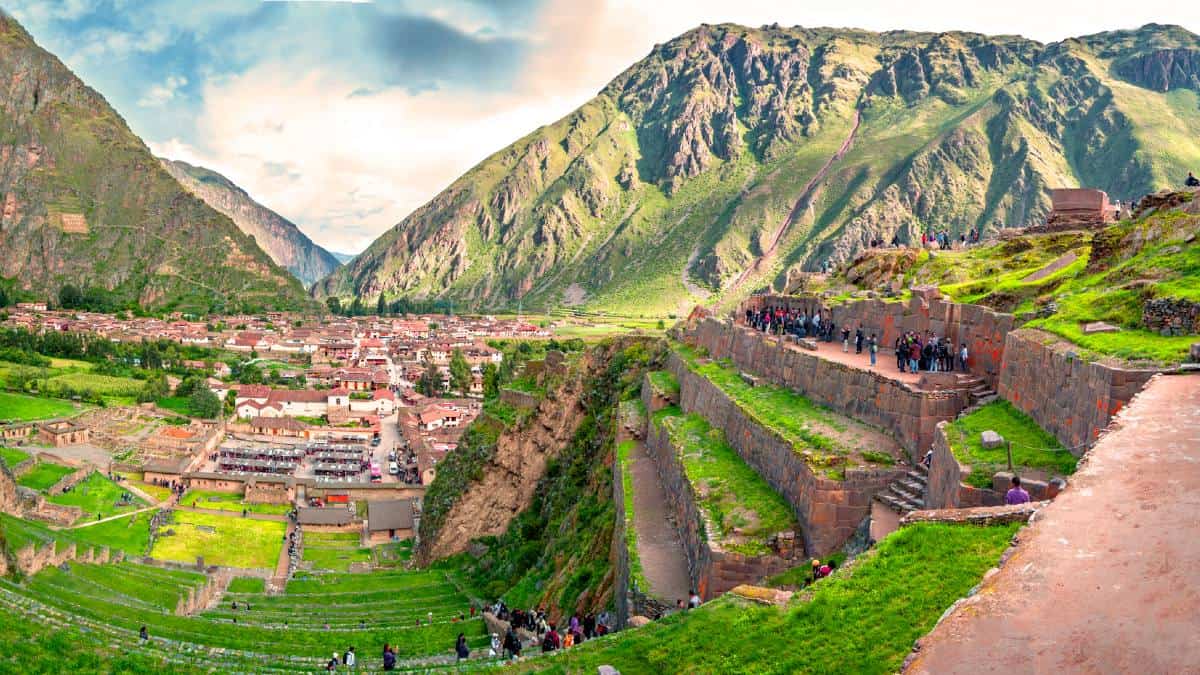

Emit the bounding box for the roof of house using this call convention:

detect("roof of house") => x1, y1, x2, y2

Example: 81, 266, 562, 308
236, 384, 272, 399
296, 507, 354, 526
367, 499, 414, 531
267, 389, 327, 404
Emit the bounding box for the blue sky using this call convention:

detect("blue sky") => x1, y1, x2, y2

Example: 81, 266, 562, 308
8, 0, 1198, 253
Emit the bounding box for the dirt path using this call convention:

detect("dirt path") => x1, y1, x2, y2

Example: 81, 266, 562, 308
725, 110, 862, 296
64, 504, 159, 529
627, 439, 692, 605
906, 373, 1200, 674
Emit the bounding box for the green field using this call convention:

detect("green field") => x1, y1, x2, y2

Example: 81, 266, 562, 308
155, 396, 192, 416
181, 489, 292, 515
301, 531, 372, 572
150, 510, 285, 569
512, 522, 1019, 673
42, 372, 143, 405
945, 400, 1077, 488
68, 511, 153, 555
653, 407, 797, 556
16, 462, 76, 491
47, 472, 146, 522
0, 391, 78, 422
0, 446, 29, 469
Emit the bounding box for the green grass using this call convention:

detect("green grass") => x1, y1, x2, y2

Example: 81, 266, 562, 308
227, 577, 266, 594
68, 511, 153, 555
945, 400, 1077, 489
0, 391, 77, 422
129, 480, 172, 503
42, 372, 143, 402
0, 446, 29, 469
646, 370, 680, 398
654, 407, 797, 555
16, 462, 76, 491
302, 531, 371, 572
616, 439, 647, 592
154, 396, 192, 416
512, 522, 1020, 674
150, 510, 285, 569
46, 472, 146, 522
181, 489, 292, 515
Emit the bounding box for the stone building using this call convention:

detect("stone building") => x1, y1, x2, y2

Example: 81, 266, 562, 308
36, 420, 89, 447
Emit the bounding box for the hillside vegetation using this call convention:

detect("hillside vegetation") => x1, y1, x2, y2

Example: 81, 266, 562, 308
316, 23, 1200, 317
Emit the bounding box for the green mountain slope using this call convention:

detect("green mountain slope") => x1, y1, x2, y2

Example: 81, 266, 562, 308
159, 159, 341, 287
0, 15, 313, 313
314, 23, 1200, 315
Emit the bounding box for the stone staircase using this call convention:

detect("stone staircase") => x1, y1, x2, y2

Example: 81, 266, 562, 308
874, 463, 928, 517
955, 373, 998, 408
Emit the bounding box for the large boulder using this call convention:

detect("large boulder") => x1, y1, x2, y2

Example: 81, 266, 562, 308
981, 430, 1005, 449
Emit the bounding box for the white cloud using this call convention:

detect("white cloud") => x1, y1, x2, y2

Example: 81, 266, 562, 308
137, 74, 188, 108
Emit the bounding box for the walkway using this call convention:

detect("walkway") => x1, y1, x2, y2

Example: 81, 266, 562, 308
906, 373, 1200, 674
64, 504, 159, 529
745, 324, 928, 386
627, 440, 691, 605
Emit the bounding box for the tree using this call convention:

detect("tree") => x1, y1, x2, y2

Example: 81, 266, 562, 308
326, 296, 342, 315
188, 388, 222, 419
376, 294, 387, 317
418, 359, 444, 397
224, 389, 237, 415
349, 296, 364, 316
482, 362, 500, 399
175, 375, 205, 398
137, 372, 169, 403
237, 362, 263, 384
58, 284, 83, 309
449, 349, 471, 395
0, 285, 8, 308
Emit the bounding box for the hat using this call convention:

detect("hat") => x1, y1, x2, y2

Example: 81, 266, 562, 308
811, 559, 820, 566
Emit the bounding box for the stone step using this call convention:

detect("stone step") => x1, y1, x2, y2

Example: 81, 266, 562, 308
889, 484, 922, 504
906, 470, 928, 484
900, 478, 926, 493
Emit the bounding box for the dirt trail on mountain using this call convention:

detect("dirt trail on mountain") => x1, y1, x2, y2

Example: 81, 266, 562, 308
725, 110, 861, 296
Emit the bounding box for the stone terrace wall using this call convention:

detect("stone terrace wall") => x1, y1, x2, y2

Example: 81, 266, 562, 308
743, 290, 1015, 386
667, 352, 904, 556
644, 419, 793, 600
998, 329, 1159, 453
13, 540, 119, 576
682, 317, 963, 453
924, 423, 1003, 510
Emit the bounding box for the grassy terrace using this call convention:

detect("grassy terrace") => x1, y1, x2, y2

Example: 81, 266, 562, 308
945, 400, 1077, 488
615, 437, 646, 592
0, 562, 488, 667
47, 472, 146, 522
0, 391, 78, 422
16, 462, 75, 491
301, 531, 371, 572
673, 344, 896, 478
181, 489, 292, 516
1, 446, 29, 468
150, 510, 284, 569
646, 370, 680, 398
653, 406, 796, 556
0, 512, 151, 556
510, 522, 1020, 674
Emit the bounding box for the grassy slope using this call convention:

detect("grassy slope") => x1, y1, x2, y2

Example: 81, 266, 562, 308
150, 510, 284, 569
511, 522, 1019, 674
946, 400, 1076, 488
46, 472, 146, 521
16, 462, 75, 490
0, 391, 78, 421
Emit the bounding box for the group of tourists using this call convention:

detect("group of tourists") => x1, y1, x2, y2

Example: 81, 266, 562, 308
895, 332, 966, 374
922, 229, 980, 249
810, 559, 837, 584
745, 306, 835, 341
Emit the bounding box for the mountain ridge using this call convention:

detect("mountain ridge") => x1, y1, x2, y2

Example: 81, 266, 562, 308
159, 158, 342, 287
314, 22, 1200, 315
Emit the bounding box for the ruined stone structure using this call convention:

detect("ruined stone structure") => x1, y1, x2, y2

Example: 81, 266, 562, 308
997, 329, 1158, 453
37, 419, 89, 447
1142, 297, 1200, 336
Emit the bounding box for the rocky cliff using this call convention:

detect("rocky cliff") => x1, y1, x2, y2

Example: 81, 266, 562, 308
315, 23, 1200, 315
160, 159, 341, 287
0, 15, 312, 312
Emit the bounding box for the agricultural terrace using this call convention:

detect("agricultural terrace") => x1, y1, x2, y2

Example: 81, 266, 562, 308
673, 344, 901, 477
181, 489, 292, 516
47, 472, 146, 522
68, 511, 153, 555
0, 391, 79, 422
301, 531, 371, 572
15, 461, 75, 490
150, 510, 284, 569
510, 522, 1020, 674
652, 406, 797, 556
0, 446, 29, 468
944, 400, 1077, 488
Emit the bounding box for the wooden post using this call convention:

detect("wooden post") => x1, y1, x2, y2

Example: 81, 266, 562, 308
1006, 440, 1014, 473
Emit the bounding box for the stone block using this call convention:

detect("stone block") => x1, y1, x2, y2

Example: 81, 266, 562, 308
981, 430, 1004, 449
1081, 321, 1120, 334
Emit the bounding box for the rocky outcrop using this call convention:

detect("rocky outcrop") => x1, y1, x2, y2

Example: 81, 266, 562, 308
160, 159, 341, 287
0, 16, 311, 312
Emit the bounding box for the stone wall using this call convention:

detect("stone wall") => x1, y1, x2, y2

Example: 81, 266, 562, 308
900, 501, 1044, 527
1142, 298, 1200, 336
743, 289, 1015, 386
997, 329, 1159, 453
926, 423, 1061, 509
644, 418, 793, 600
611, 442, 630, 629
667, 353, 904, 557
681, 317, 964, 454
12, 540, 119, 576
499, 388, 540, 410
47, 467, 92, 496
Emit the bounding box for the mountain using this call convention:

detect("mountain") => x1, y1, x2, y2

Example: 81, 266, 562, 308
314, 23, 1200, 315
331, 251, 357, 264
0, 14, 313, 313
159, 159, 341, 287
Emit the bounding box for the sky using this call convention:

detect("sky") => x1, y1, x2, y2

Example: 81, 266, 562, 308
9, 0, 1200, 254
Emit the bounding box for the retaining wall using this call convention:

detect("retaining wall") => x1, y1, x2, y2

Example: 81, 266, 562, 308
681, 317, 963, 453
13, 540, 120, 576
997, 329, 1159, 453
667, 353, 903, 556
644, 418, 794, 601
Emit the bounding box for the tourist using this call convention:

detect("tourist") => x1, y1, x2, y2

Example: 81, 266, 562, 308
326, 651, 340, 671
563, 630, 575, 649
1006, 476, 1031, 505
503, 626, 521, 660
842, 327, 850, 353
908, 339, 921, 374
868, 333, 878, 367
542, 624, 561, 652
810, 558, 821, 585
344, 646, 356, 671
1187, 171, 1200, 188
382, 644, 396, 671
958, 343, 969, 372
922, 449, 933, 469
855, 327, 864, 354
139, 625, 148, 642
895, 335, 906, 372
456, 633, 470, 662
688, 589, 701, 609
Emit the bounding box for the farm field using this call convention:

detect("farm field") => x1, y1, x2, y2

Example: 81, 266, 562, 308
0, 391, 78, 422
150, 510, 285, 569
